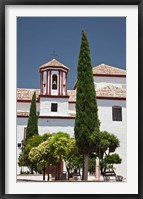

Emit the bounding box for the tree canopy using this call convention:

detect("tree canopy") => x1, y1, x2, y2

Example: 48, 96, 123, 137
74, 31, 100, 180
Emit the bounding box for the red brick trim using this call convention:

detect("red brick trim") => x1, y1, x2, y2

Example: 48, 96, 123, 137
93, 74, 126, 77
49, 70, 51, 95
17, 115, 75, 119
40, 72, 43, 94
39, 95, 69, 98
17, 100, 39, 103
97, 96, 126, 100
39, 115, 75, 119
46, 71, 48, 95
58, 70, 60, 95
39, 66, 69, 72
61, 71, 63, 96
17, 115, 28, 118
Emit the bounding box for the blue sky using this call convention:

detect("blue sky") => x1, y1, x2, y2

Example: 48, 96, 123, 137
17, 17, 126, 90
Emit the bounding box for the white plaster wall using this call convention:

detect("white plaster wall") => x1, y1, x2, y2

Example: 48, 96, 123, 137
94, 76, 126, 89
97, 99, 127, 178
17, 102, 31, 112
40, 97, 69, 116
38, 118, 75, 137
68, 103, 76, 113
17, 102, 39, 113
17, 117, 28, 174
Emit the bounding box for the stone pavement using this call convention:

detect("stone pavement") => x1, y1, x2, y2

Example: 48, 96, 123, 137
17, 174, 124, 182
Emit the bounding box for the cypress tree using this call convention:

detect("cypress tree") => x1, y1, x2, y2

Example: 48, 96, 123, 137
74, 31, 100, 180
26, 92, 38, 141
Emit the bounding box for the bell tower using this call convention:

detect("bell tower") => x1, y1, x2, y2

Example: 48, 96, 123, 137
39, 59, 69, 97
39, 59, 70, 117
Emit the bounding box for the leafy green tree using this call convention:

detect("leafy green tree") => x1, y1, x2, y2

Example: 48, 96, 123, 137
18, 133, 51, 173
26, 92, 38, 141
29, 139, 55, 180
74, 31, 100, 180
48, 132, 71, 180
64, 138, 83, 179
101, 153, 122, 173
91, 130, 121, 174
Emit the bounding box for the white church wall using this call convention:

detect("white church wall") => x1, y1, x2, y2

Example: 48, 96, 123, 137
97, 99, 127, 178
17, 99, 127, 177
17, 102, 31, 112
17, 102, 39, 113
68, 103, 76, 113
38, 118, 75, 137
40, 97, 69, 116
94, 76, 126, 89
17, 117, 28, 174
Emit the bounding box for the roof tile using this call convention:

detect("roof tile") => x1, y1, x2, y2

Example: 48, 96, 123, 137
92, 64, 126, 75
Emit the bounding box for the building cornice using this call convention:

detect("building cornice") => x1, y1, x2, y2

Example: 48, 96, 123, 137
39, 95, 69, 99
93, 74, 126, 77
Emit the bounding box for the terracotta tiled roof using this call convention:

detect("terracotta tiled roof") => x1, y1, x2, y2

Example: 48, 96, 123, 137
17, 85, 126, 103
68, 85, 126, 102
68, 90, 76, 102
96, 85, 126, 98
92, 64, 126, 76
17, 88, 40, 101
39, 59, 69, 70
17, 112, 29, 116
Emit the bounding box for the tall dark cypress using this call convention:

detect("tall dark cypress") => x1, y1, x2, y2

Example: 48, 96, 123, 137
74, 31, 100, 180
26, 92, 38, 141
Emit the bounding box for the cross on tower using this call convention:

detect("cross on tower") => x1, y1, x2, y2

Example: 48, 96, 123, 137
51, 50, 58, 59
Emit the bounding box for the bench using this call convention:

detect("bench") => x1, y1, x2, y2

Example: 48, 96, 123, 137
103, 170, 116, 181
103, 170, 123, 181
73, 172, 81, 180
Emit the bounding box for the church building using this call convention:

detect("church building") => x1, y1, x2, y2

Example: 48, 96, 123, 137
17, 59, 126, 177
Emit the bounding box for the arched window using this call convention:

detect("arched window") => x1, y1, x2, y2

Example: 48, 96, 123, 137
52, 74, 57, 90
112, 106, 122, 121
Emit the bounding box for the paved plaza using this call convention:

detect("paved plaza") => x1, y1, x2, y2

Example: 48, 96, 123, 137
17, 174, 125, 182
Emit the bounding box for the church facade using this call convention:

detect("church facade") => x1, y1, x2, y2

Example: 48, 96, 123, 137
17, 59, 126, 177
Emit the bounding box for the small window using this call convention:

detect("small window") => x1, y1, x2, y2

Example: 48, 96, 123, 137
51, 103, 58, 112
52, 74, 57, 90
112, 106, 122, 121
18, 143, 21, 148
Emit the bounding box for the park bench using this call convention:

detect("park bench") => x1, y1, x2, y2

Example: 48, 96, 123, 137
103, 170, 116, 181
103, 169, 123, 181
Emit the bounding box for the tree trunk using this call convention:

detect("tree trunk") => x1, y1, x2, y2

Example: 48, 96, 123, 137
43, 166, 46, 181
66, 167, 70, 180
55, 162, 60, 180
83, 153, 89, 181
47, 167, 50, 181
